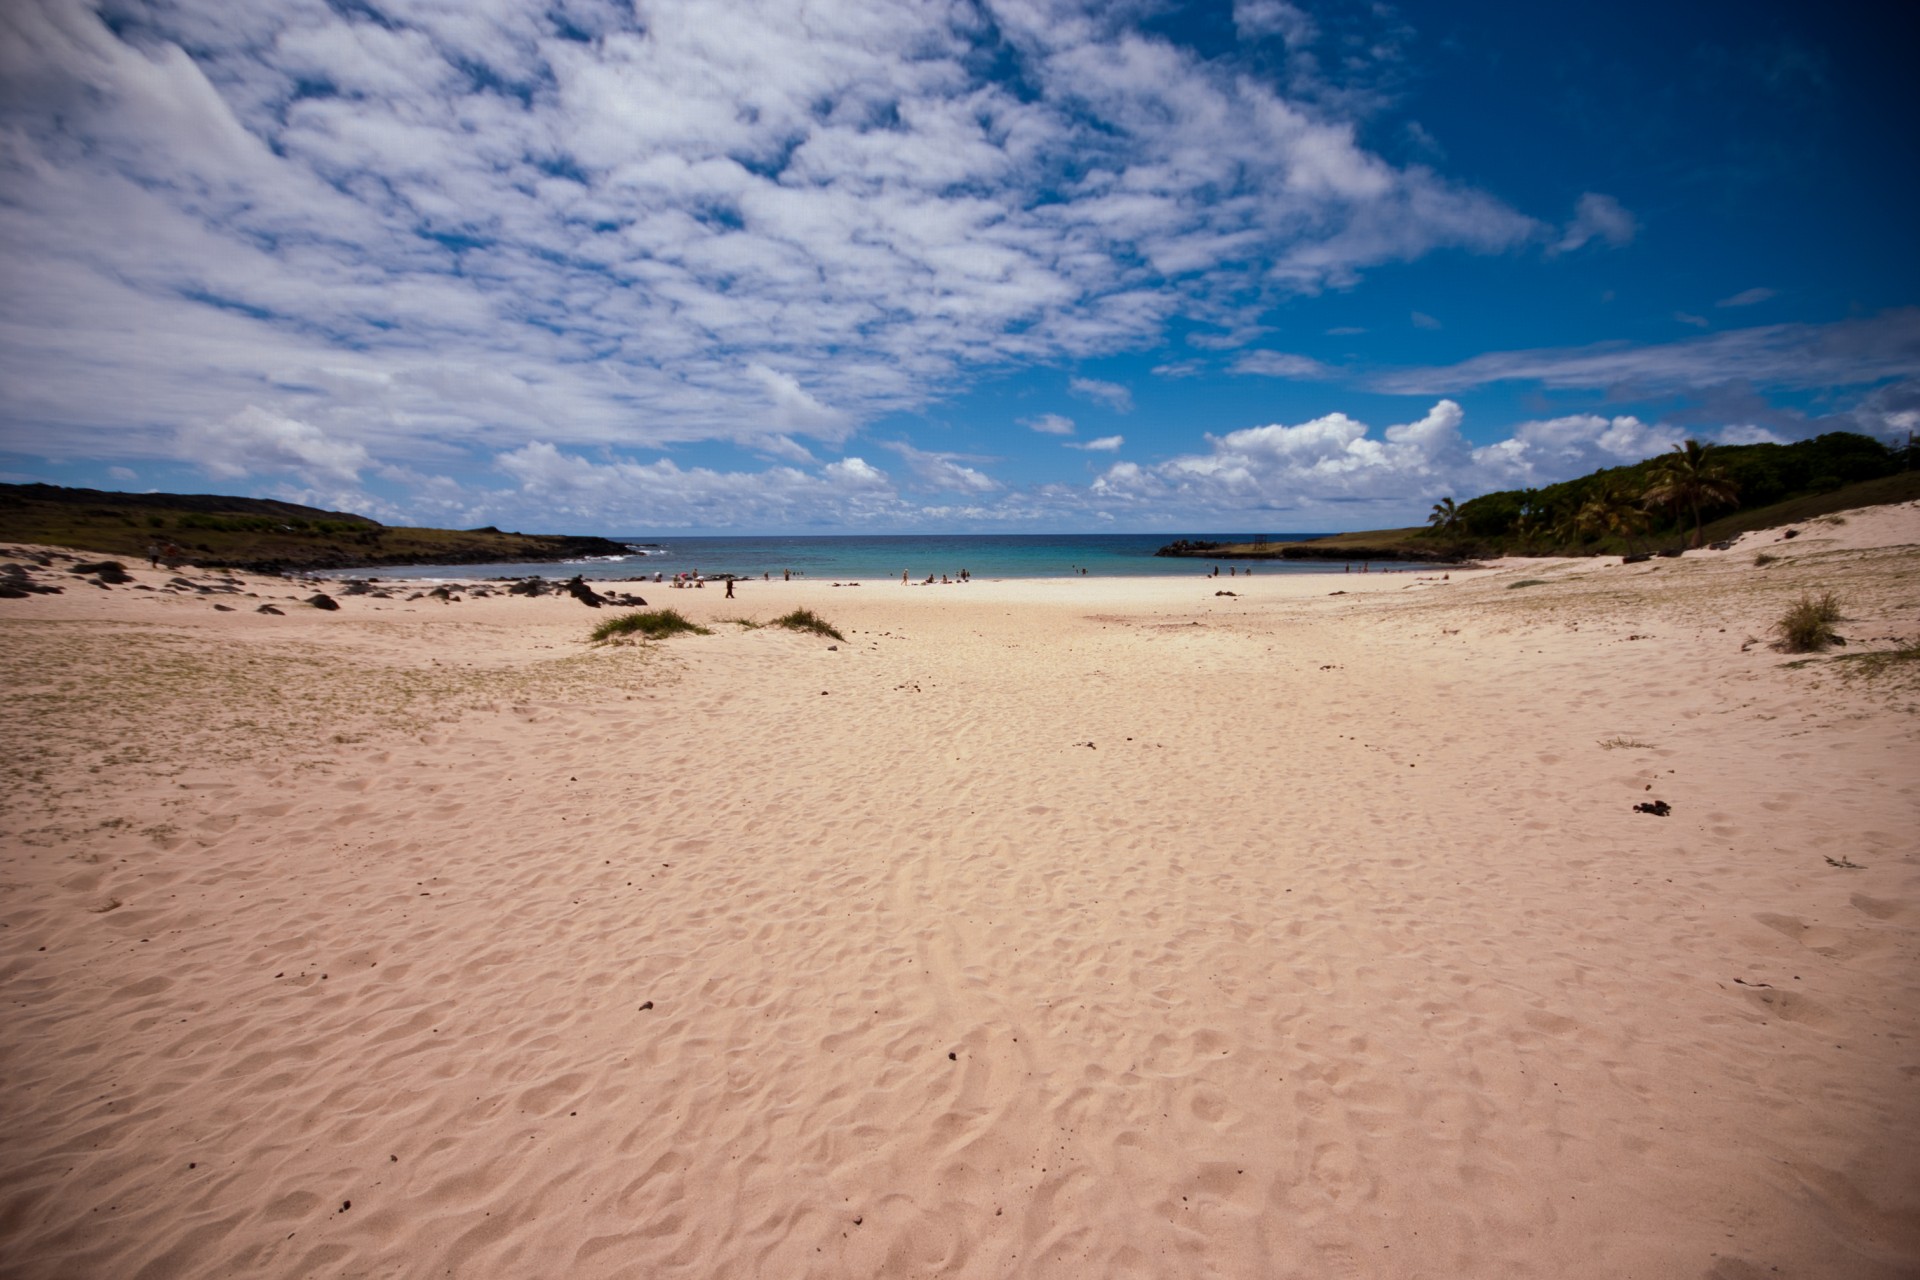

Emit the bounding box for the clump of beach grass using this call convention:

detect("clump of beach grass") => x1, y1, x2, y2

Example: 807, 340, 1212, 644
770, 608, 845, 641
1752, 552, 1778, 567
1772, 591, 1842, 653
1598, 736, 1654, 750
1506, 578, 1547, 589
590, 609, 711, 643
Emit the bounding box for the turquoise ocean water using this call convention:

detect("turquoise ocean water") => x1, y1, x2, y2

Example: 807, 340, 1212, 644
342, 533, 1400, 582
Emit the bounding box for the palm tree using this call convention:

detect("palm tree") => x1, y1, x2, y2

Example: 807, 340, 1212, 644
1641, 440, 1740, 548
1578, 485, 1650, 555
1428, 497, 1461, 538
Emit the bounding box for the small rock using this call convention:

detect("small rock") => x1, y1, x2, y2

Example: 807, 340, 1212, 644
306, 593, 340, 610
1633, 800, 1671, 817
256, 604, 283, 615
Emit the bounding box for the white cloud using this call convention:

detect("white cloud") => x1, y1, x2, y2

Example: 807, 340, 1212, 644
1233, 0, 1317, 46
1088, 399, 1470, 521
1074, 397, 1784, 525
1470, 412, 1683, 485
744, 364, 848, 435
1675, 312, 1710, 328
1378, 309, 1920, 396
755, 434, 819, 464
1715, 422, 1787, 445
1717, 287, 1777, 308
177, 406, 371, 484
1231, 351, 1331, 378
1555, 192, 1637, 253
0, 0, 1538, 478
1068, 435, 1124, 451
1411, 311, 1441, 330
1069, 376, 1134, 412
488, 441, 910, 529
1024, 412, 1077, 435
880, 441, 1001, 493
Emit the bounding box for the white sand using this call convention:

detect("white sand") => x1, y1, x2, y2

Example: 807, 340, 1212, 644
2, 504, 1917, 1278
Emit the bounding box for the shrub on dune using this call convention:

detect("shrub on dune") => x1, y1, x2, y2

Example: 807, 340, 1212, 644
1773, 592, 1842, 653
770, 609, 844, 641
590, 609, 711, 642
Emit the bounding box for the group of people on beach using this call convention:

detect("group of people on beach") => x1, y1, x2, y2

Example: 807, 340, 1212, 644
903, 569, 971, 585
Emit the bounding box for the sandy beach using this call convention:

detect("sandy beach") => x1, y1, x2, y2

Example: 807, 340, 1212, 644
2, 506, 1917, 1279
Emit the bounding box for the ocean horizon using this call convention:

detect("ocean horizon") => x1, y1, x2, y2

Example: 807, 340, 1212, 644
333, 532, 1404, 582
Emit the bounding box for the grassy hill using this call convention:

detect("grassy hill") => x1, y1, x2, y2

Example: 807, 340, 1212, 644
0, 483, 632, 572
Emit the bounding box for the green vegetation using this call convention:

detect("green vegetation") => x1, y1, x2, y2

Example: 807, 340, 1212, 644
0, 481, 631, 571
1506, 578, 1548, 589
1773, 592, 1843, 653
1598, 737, 1654, 750
1430, 432, 1913, 558
590, 609, 711, 642
770, 608, 845, 641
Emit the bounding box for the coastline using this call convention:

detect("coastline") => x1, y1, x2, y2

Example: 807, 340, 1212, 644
2, 503, 1917, 1278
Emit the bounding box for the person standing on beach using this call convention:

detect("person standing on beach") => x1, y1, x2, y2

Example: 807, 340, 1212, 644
902, 569, 909, 586
725, 578, 734, 599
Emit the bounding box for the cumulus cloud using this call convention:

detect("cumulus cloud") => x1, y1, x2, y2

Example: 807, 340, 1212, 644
1468, 412, 1684, 485
177, 406, 371, 484
1090, 400, 1471, 522
1068, 435, 1124, 451
1024, 413, 1077, 435
1069, 377, 1135, 412
1231, 351, 1331, 378
1555, 192, 1637, 253
0, 0, 1537, 480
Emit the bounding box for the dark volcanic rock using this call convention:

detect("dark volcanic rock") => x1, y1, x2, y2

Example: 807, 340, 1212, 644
73, 560, 132, 583
1155, 539, 1224, 557
257, 604, 283, 615
566, 576, 606, 607
306, 593, 340, 610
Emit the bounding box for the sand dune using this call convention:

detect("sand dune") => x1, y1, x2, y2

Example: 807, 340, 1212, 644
2, 506, 1917, 1278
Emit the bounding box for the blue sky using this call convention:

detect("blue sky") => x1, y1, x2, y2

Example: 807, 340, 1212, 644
1, 0, 1914, 533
